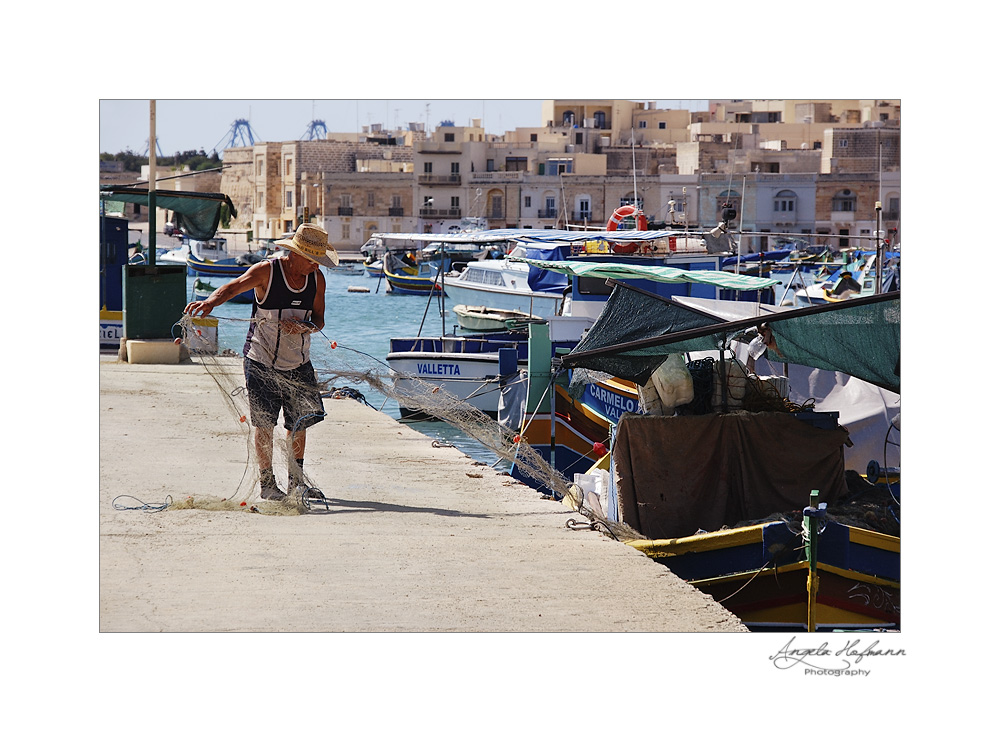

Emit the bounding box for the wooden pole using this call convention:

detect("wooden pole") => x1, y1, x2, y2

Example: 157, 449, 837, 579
804, 489, 821, 632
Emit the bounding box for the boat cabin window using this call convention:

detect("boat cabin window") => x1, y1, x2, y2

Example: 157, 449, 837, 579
576, 276, 614, 297
464, 268, 504, 287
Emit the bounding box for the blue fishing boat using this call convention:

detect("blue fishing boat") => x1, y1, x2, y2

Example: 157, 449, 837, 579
520, 286, 901, 631
382, 252, 444, 296
186, 246, 275, 277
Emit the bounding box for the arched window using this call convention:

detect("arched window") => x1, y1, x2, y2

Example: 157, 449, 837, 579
833, 189, 857, 212
773, 190, 797, 213
562, 111, 575, 127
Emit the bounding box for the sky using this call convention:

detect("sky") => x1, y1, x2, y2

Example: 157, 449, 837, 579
98, 99, 710, 156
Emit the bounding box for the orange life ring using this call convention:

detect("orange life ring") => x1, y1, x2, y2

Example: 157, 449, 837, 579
606, 205, 648, 232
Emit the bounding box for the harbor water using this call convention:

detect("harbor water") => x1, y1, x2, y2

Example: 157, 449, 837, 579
186, 269, 510, 469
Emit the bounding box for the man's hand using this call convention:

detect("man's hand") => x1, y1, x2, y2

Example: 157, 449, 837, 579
185, 300, 213, 318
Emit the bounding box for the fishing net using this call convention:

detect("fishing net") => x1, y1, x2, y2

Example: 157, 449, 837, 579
161, 313, 643, 539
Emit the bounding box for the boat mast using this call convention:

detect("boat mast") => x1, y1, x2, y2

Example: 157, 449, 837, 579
148, 100, 157, 265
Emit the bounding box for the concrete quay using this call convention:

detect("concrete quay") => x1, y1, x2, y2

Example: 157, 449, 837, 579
98, 355, 746, 633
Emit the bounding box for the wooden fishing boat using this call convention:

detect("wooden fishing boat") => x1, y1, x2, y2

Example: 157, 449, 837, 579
387, 333, 529, 419
627, 492, 900, 631
382, 252, 444, 295
186, 251, 252, 277
191, 277, 254, 305
453, 304, 546, 332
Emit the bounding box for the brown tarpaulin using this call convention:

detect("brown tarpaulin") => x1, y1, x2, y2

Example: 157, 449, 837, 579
614, 412, 851, 539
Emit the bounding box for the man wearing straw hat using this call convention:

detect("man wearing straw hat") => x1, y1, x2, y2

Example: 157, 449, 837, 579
184, 223, 339, 501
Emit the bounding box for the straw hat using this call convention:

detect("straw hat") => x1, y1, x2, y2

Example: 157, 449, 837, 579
279, 223, 340, 267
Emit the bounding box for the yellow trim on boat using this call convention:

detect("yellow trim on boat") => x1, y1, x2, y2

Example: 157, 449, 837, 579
848, 525, 900, 553
627, 525, 766, 558
685, 560, 900, 590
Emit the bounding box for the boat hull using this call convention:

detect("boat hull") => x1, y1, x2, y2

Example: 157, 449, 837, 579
444, 276, 562, 317
191, 278, 254, 305
186, 254, 251, 277
629, 521, 900, 631
514, 379, 637, 490
384, 271, 444, 295
387, 352, 525, 418
453, 305, 546, 332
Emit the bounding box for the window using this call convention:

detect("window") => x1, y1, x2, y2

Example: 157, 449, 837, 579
450, 162, 460, 174
773, 190, 797, 213
886, 195, 900, 219
594, 111, 606, 129
577, 197, 591, 220
638, 120, 647, 129
839, 139, 849, 148
578, 276, 614, 297
342, 224, 350, 240
423, 196, 433, 208
562, 111, 575, 126
530, 134, 537, 142
423, 161, 432, 173
547, 159, 572, 175
391, 195, 402, 208
490, 194, 503, 218
450, 196, 459, 209
486, 159, 495, 172
340, 194, 351, 208
659, 121, 666, 129
256, 158, 264, 176
524, 195, 532, 209
285, 158, 293, 176
367, 192, 375, 207
444, 132, 455, 142
506, 156, 528, 171
833, 189, 856, 212
544, 196, 556, 217
286, 190, 293, 208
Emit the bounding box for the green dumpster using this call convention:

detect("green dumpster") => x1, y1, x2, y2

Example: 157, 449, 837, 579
123, 264, 188, 340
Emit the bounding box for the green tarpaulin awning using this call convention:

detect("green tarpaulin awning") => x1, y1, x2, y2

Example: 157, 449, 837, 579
561, 285, 901, 393
99, 186, 237, 240
507, 257, 776, 291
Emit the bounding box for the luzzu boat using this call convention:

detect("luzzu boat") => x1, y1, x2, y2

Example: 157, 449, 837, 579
627, 491, 900, 631
382, 252, 444, 295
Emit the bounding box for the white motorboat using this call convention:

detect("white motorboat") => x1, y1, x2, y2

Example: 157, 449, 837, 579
441, 254, 566, 319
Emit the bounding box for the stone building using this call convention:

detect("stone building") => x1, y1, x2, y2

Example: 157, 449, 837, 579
204, 98, 901, 250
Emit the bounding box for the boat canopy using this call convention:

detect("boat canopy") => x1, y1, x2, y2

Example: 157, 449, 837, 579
100, 186, 237, 241
510, 230, 710, 244
364, 228, 719, 254
507, 257, 776, 291
561, 285, 900, 393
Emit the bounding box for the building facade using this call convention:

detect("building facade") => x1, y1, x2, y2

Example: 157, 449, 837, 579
204, 99, 901, 252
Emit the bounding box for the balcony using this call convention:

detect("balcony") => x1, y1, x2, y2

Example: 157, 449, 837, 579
338, 207, 353, 216
388, 207, 405, 217
418, 174, 462, 185
420, 207, 462, 218
469, 171, 524, 183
